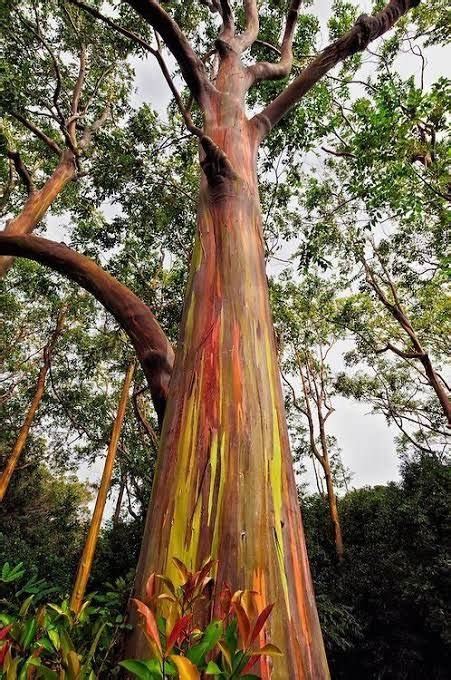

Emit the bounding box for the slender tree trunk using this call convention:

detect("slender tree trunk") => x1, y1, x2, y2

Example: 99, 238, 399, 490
0, 309, 66, 501
316, 400, 344, 563
300, 360, 344, 562
322, 462, 344, 563
129, 69, 329, 678
70, 361, 135, 613
113, 472, 126, 527
0, 151, 76, 278
0, 365, 47, 501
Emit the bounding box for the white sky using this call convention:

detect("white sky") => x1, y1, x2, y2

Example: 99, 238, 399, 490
74, 1, 449, 506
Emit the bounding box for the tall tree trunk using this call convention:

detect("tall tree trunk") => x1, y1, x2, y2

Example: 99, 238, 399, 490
0, 308, 65, 501
323, 463, 344, 563
130, 74, 329, 678
70, 361, 135, 613
0, 151, 76, 278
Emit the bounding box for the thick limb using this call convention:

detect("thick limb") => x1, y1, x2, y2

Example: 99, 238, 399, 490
0, 234, 174, 424
254, 0, 421, 135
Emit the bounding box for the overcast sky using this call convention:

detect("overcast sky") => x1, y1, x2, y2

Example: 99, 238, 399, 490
74, 1, 449, 504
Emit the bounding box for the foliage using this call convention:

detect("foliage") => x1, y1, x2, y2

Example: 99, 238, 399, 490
304, 456, 450, 679
0, 464, 90, 593
0, 564, 130, 679
121, 558, 282, 679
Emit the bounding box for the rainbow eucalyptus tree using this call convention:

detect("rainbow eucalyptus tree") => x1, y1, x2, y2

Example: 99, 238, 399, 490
0, 0, 420, 675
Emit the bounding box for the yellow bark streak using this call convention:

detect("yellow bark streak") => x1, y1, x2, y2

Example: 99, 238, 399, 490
70, 362, 135, 613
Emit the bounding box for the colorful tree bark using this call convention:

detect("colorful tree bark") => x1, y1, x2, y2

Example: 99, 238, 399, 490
130, 91, 329, 677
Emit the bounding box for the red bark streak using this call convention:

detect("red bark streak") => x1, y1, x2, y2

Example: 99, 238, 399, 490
130, 66, 329, 678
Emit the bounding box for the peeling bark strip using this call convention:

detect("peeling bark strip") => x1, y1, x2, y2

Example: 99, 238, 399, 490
0, 235, 173, 424
0, 307, 66, 501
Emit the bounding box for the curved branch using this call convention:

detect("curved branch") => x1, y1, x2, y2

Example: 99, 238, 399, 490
247, 0, 301, 82
11, 111, 62, 156
0, 234, 174, 425
254, 0, 420, 136
125, 0, 214, 106
6, 150, 34, 196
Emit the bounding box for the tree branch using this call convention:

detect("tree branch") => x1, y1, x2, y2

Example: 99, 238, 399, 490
6, 150, 34, 196
67, 43, 87, 150
375, 343, 425, 360
125, 0, 214, 106
17, 11, 65, 124
218, 0, 235, 42
238, 0, 259, 51
321, 146, 356, 159
0, 234, 174, 425
254, 0, 420, 135
247, 0, 301, 82
66, 0, 205, 139
11, 111, 62, 156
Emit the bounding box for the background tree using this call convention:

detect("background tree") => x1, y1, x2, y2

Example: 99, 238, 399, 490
0, 0, 135, 276
272, 275, 350, 562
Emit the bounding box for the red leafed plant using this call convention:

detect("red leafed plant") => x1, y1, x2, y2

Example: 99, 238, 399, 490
120, 557, 282, 679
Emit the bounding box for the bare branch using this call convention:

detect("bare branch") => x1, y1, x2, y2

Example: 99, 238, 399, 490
218, 0, 235, 41
11, 111, 62, 156
79, 102, 111, 149
375, 343, 425, 360
248, 0, 301, 82
124, 0, 214, 106
68, 44, 87, 145
254, 0, 420, 135
238, 0, 259, 51
321, 146, 356, 159
6, 150, 34, 196
0, 234, 174, 425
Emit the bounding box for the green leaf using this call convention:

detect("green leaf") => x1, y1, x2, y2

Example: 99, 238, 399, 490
187, 621, 222, 666
34, 637, 55, 654
119, 659, 162, 679
19, 595, 34, 617
205, 660, 222, 675
20, 618, 37, 650
47, 629, 60, 651
34, 665, 59, 680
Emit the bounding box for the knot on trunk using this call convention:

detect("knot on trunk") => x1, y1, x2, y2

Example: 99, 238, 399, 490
200, 136, 237, 186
